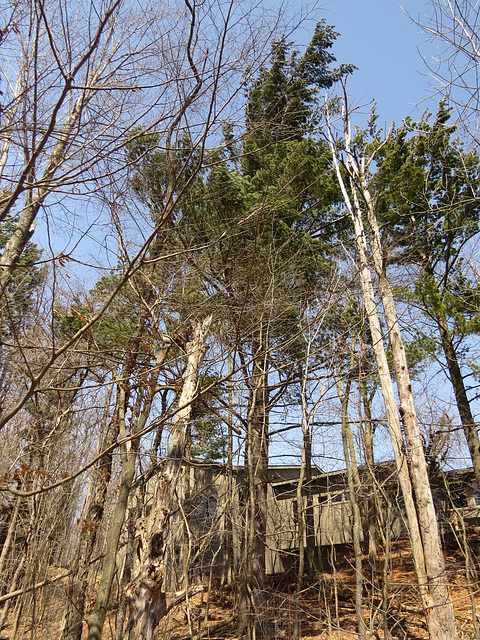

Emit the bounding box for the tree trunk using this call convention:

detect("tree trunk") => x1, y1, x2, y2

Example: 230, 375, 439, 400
86, 334, 171, 640
360, 170, 458, 640
239, 327, 269, 640
336, 357, 366, 640
436, 310, 480, 490
300, 365, 316, 576
222, 352, 235, 589
293, 363, 314, 640
125, 317, 211, 640
0, 496, 21, 590
114, 496, 142, 640
359, 349, 378, 564
326, 107, 458, 639
86, 436, 140, 640
328, 116, 428, 602
61, 385, 116, 640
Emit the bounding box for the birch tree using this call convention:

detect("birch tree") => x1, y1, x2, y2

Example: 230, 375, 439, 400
326, 94, 458, 640
371, 105, 480, 491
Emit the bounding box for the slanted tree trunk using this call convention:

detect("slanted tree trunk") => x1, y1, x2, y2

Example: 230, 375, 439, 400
359, 165, 458, 640
435, 307, 480, 491
86, 333, 171, 640
124, 317, 211, 640
327, 110, 428, 606
326, 102, 458, 639
0, 496, 21, 590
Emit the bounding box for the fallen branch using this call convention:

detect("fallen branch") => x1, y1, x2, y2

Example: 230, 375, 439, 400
166, 584, 204, 616
0, 552, 105, 604
177, 614, 237, 640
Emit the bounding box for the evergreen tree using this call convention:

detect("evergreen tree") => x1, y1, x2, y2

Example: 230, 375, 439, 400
123, 21, 352, 637
373, 105, 480, 487
0, 210, 45, 413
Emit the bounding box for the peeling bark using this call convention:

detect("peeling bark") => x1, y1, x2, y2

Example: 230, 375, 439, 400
125, 317, 211, 640
326, 100, 458, 639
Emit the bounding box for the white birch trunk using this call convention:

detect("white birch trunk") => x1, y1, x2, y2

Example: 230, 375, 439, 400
358, 168, 458, 640
326, 102, 458, 639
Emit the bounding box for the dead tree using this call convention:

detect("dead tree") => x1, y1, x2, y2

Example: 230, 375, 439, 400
122, 317, 211, 640
326, 96, 458, 640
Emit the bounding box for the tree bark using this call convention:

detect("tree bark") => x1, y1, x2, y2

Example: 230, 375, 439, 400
336, 354, 366, 640
61, 385, 116, 640
360, 168, 458, 640
86, 333, 171, 640
436, 310, 480, 490
326, 104, 458, 639
239, 327, 269, 640
124, 317, 211, 640
293, 362, 314, 640
359, 344, 378, 564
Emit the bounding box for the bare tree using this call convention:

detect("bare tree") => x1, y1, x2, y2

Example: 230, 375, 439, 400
0, 0, 278, 435
122, 317, 211, 640
0, 2, 289, 637
414, 0, 480, 142
326, 94, 459, 640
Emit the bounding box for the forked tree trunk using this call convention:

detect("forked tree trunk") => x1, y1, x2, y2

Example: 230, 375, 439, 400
348, 176, 429, 609
359, 170, 458, 640
124, 317, 211, 640
327, 105, 458, 639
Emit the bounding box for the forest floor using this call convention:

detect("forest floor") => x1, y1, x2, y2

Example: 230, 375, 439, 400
3, 531, 480, 640
153, 530, 480, 639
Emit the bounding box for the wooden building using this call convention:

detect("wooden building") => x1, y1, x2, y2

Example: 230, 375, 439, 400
150, 461, 480, 583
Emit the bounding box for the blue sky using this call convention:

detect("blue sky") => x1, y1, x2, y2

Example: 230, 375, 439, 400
322, 0, 441, 127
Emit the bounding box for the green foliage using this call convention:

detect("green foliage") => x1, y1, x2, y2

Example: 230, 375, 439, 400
125, 128, 203, 222
402, 332, 439, 375
54, 270, 149, 378
119, 35, 347, 373
188, 375, 228, 461
123, 23, 354, 452
0, 214, 45, 338
373, 104, 480, 273
370, 104, 480, 374
189, 419, 227, 461
244, 21, 354, 151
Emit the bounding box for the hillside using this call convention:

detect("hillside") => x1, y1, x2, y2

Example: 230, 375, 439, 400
2, 532, 479, 640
